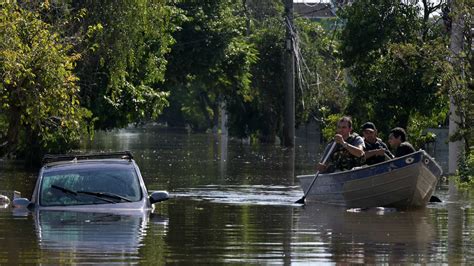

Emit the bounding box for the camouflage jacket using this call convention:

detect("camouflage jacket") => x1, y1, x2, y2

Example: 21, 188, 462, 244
326, 133, 364, 173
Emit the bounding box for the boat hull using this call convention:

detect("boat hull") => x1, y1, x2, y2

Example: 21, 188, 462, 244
297, 150, 442, 209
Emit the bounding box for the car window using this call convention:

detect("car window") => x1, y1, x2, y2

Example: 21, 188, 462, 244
40, 165, 142, 206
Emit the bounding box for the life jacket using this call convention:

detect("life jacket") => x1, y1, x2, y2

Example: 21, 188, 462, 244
329, 133, 364, 172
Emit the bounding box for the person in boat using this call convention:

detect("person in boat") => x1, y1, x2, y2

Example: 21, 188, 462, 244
388, 127, 416, 157
361, 122, 394, 165
316, 116, 365, 173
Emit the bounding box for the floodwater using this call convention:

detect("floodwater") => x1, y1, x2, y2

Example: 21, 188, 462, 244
0, 126, 473, 264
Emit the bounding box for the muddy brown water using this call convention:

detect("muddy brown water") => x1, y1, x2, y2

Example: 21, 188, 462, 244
0, 126, 472, 264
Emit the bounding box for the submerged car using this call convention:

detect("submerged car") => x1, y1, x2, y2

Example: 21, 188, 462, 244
13, 151, 169, 211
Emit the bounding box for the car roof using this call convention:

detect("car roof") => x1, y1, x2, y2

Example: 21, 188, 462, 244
41, 151, 135, 170
43, 159, 135, 171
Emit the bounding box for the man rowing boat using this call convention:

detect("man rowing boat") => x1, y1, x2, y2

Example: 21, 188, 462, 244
316, 116, 365, 173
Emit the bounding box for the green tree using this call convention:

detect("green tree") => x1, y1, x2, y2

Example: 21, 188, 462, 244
226, 18, 285, 141
339, 0, 451, 139
61, 1, 178, 129
445, 0, 473, 183
162, 0, 256, 131
294, 17, 346, 126
0, 3, 90, 160
223, 0, 283, 141
227, 1, 345, 142
446, 0, 473, 153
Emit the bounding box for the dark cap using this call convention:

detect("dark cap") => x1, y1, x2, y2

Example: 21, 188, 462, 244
362, 122, 376, 132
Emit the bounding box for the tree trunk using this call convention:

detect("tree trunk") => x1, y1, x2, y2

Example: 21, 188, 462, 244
2, 107, 21, 157
198, 92, 214, 130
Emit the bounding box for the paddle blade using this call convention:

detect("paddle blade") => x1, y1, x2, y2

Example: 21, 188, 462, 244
295, 196, 305, 204
429, 195, 442, 202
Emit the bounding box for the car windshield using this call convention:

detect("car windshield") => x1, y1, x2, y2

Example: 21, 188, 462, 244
40, 164, 142, 206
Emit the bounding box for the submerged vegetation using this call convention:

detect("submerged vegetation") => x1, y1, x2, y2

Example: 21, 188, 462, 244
0, 0, 472, 176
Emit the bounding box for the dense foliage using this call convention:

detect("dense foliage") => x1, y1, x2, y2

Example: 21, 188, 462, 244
457, 149, 474, 187
1, 0, 472, 178
0, 3, 90, 161
449, 0, 473, 184
338, 0, 451, 137
69, 0, 177, 129
161, 0, 341, 143
226, 1, 286, 141
162, 0, 256, 132
294, 17, 346, 129
226, 18, 285, 141
0, 1, 179, 160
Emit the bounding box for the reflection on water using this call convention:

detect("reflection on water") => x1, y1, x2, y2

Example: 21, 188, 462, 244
294, 204, 435, 264
33, 210, 167, 264
0, 126, 473, 264
162, 198, 297, 264
83, 127, 311, 190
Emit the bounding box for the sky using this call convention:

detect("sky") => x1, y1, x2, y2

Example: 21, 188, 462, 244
292, 0, 445, 16
293, 0, 331, 2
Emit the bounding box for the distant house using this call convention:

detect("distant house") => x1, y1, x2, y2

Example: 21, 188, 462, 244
293, 2, 335, 20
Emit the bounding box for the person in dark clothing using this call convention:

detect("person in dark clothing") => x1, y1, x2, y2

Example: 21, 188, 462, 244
361, 122, 394, 165
388, 127, 416, 157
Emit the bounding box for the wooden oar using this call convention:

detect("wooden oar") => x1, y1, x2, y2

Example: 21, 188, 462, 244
295, 141, 337, 204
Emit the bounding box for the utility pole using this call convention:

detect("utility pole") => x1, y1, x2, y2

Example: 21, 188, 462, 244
283, 0, 295, 147
448, 0, 465, 174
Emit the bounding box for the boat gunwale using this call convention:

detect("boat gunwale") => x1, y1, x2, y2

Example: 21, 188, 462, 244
297, 150, 442, 180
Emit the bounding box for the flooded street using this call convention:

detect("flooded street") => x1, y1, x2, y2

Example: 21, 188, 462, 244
0, 126, 473, 264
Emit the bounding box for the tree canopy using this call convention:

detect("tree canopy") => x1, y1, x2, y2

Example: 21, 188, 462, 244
161, 0, 257, 132
70, 0, 177, 129
1, 0, 472, 172
0, 2, 89, 160
338, 0, 451, 136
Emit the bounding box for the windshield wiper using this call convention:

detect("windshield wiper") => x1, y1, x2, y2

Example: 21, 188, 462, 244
51, 185, 78, 195
76, 191, 132, 202
51, 185, 116, 203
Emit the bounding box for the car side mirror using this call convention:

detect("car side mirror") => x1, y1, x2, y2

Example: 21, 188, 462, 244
12, 197, 34, 210
11, 191, 34, 210
149, 191, 169, 204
